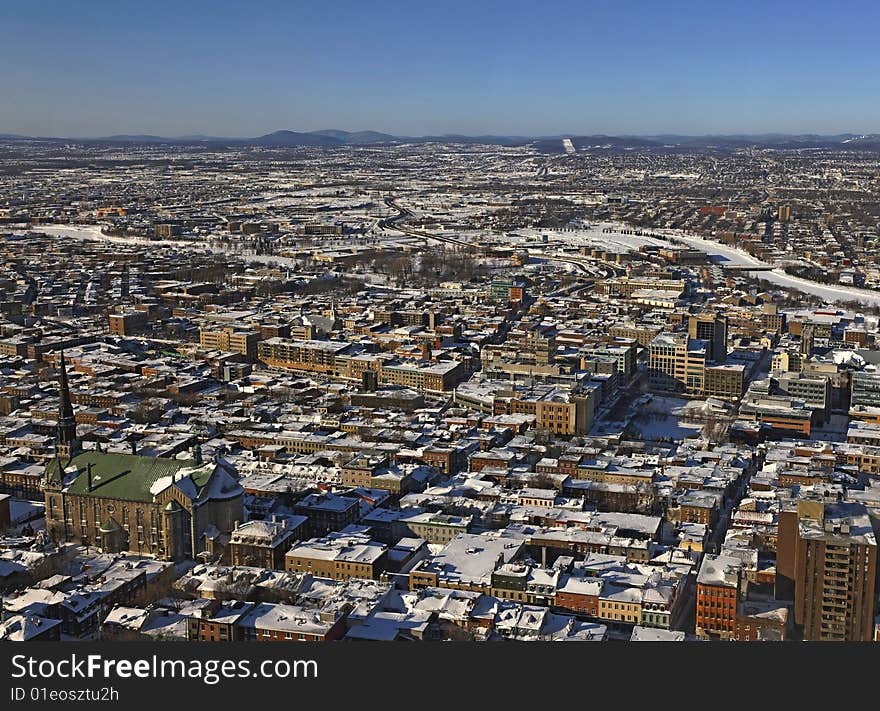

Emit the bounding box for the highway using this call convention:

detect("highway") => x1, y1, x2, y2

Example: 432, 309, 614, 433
529, 250, 626, 279
382, 197, 626, 278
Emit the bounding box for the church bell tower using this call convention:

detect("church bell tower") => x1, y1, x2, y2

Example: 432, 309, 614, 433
56, 351, 80, 461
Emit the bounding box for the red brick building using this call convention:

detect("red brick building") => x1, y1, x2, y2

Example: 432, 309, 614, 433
695, 554, 742, 640
555, 576, 602, 616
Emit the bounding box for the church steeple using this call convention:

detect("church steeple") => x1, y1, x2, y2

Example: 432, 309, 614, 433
57, 351, 79, 459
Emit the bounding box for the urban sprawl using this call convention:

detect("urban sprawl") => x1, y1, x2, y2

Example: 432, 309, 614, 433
2, 137, 880, 643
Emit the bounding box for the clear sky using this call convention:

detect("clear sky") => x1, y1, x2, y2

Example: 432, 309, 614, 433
1, 0, 878, 137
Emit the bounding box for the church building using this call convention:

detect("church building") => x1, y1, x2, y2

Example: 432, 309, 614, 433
43, 352, 244, 561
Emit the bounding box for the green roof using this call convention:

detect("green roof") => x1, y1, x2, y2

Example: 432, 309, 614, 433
46, 451, 201, 503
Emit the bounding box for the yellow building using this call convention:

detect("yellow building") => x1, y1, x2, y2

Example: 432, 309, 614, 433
199, 326, 260, 359
598, 586, 642, 624
285, 533, 387, 580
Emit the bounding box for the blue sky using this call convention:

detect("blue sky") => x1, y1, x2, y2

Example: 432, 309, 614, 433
1, 0, 878, 137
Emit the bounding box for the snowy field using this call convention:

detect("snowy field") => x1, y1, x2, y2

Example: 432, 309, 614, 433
512, 224, 664, 253
630, 413, 703, 442
628, 396, 704, 442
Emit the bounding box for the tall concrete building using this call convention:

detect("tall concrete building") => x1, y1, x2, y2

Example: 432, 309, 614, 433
648, 333, 707, 394
687, 313, 727, 363
778, 499, 877, 641
760, 304, 786, 334
851, 370, 880, 409
774, 372, 832, 414
649, 332, 744, 399
108, 310, 149, 336
199, 326, 260, 359
493, 384, 597, 436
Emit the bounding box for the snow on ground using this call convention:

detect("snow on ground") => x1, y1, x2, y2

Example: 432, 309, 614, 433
513, 223, 663, 253
36, 224, 307, 269
10, 498, 44, 525
629, 396, 704, 442
660, 230, 880, 307
631, 413, 703, 442
38, 224, 186, 248
514, 222, 880, 307
590, 418, 629, 437
8, 498, 45, 534
33, 221, 880, 306
760, 268, 880, 306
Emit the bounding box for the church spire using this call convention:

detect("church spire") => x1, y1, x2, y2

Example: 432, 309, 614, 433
57, 351, 79, 458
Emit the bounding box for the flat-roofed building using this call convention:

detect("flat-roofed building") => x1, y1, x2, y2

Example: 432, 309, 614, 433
695, 554, 743, 640
284, 532, 388, 580
409, 532, 524, 594
775, 371, 831, 412
293, 492, 360, 537
688, 312, 728, 363
257, 337, 352, 373
379, 359, 466, 393
704, 364, 746, 399
399, 511, 472, 545
200, 326, 260, 359
238, 602, 347, 641
228, 516, 306, 569
787, 502, 877, 641
852, 370, 880, 409
493, 384, 597, 436
108, 311, 149, 337
648, 333, 707, 395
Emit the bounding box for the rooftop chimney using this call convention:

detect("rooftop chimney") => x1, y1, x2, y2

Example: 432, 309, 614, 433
87, 462, 94, 492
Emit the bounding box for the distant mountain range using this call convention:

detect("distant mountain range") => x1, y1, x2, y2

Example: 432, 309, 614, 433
2, 129, 879, 152
247, 129, 399, 146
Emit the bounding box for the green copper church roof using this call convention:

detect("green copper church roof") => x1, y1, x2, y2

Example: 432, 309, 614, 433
45, 451, 202, 503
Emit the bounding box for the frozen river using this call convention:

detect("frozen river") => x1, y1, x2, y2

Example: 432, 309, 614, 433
660, 230, 880, 308
32, 222, 880, 307
516, 223, 880, 308
35, 224, 304, 269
